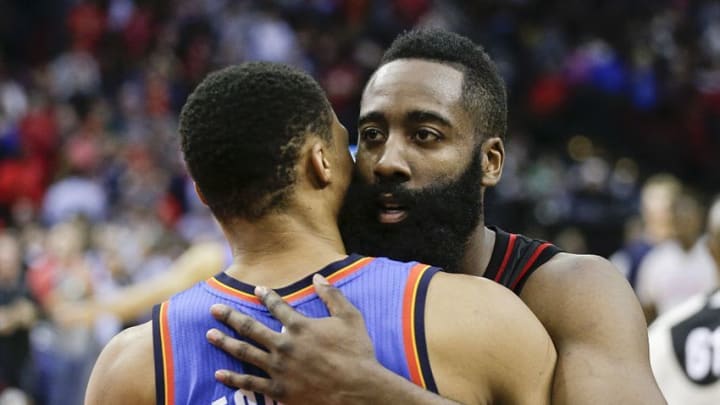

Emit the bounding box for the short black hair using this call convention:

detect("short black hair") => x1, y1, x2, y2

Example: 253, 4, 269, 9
380, 29, 507, 140
179, 62, 332, 221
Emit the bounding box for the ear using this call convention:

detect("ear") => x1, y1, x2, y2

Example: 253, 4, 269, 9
309, 141, 332, 187
194, 182, 209, 206
480, 137, 504, 187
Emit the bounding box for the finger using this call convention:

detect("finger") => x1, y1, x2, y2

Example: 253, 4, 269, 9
254, 287, 305, 331
207, 328, 271, 369
210, 304, 281, 348
312, 273, 360, 319
214, 370, 285, 399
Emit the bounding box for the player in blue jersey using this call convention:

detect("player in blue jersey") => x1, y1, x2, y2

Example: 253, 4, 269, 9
209, 29, 665, 405
84, 62, 555, 405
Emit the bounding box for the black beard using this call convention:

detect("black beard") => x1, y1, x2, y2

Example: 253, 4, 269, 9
339, 152, 484, 272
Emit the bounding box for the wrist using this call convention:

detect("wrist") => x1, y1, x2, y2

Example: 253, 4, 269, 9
339, 360, 418, 405
334, 359, 388, 404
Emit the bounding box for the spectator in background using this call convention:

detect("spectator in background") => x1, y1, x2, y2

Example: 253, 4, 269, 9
0, 230, 36, 403
610, 173, 682, 289
41, 97, 108, 226
26, 220, 98, 405
636, 190, 718, 323
648, 196, 720, 405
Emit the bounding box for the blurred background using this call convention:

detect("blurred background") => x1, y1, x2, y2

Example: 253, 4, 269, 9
0, 0, 718, 404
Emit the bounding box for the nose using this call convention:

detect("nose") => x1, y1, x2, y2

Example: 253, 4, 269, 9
373, 140, 410, 184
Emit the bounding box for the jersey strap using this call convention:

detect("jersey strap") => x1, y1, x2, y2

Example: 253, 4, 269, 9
483, 226, 562, 294
402, 263, 441, 392
152, 301, 175, 405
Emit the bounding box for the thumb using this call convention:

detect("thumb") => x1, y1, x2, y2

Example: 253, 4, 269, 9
313, 274, 359, 319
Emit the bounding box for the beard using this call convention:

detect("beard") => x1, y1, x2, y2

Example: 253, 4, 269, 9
339, 151, 484, 272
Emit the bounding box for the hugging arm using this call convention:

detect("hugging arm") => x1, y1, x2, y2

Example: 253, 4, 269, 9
520, 254, 666, 404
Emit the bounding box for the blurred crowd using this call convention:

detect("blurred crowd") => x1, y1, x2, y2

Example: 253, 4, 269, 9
0, 0, 718, 404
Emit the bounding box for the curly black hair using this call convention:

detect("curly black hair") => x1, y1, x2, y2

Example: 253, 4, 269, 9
380, 29, 507, 140
179, 62, 332, 221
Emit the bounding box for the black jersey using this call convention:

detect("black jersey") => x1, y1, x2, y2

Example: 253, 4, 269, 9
482, 226, 562, 295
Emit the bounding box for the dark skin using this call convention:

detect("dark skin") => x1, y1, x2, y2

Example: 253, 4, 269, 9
208, 60, 666, 404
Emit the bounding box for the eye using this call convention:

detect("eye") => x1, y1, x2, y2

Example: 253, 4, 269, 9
359, 127, 386, 143
412, 129, 441, 143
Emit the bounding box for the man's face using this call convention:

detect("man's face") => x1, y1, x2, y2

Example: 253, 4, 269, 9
339, 59, 486, 271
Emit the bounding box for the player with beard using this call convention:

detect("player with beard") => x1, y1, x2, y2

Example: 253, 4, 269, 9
85, 62, 555, 405
207, 29, 666, 404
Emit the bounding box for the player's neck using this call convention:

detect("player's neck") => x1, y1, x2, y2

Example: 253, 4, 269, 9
457, 224, 496, 277
222, 213, 348, 288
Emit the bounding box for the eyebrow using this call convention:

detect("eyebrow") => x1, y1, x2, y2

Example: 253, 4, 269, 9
358, 110, 452, 128
357, 111, 386, 128
406, 110, 452, 128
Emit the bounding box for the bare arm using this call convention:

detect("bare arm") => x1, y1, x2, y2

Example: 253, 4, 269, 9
520, 254, 666, 404
54, 241, 226, 327
85, 322, 155, 405
425, 272, 556, 404
0, 297, 37, 335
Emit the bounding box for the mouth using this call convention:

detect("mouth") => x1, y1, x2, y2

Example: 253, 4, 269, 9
377, 193, 408, 224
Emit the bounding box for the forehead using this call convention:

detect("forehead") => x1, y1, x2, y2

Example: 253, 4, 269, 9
361, 59, 465, 114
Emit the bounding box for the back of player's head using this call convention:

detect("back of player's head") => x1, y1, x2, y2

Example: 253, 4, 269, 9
179, 62, 332, 221
379, 29, 507, 141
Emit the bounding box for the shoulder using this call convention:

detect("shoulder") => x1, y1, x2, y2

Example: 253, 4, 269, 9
86, 322, 155, 405
520, 252, 643, 335
519, 253, 667, 403
424, 272, 555, 404
427, 272, 529, 325
524, 252, 632, 296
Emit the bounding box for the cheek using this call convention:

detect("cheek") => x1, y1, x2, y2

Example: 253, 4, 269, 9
409, 149, 468, 184
354, 153, 375, 182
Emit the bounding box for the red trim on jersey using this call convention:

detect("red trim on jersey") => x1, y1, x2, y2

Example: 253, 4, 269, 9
494, 234, 518, 282
159, 301, 175, 405
509, 242, 552, 290
402, 263, 432, 389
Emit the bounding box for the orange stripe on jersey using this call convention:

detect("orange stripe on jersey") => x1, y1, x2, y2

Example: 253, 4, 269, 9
159, 301, 175, 405
206, 277, 260, 304
402, 263, 432, 388
206, 256, 376, 305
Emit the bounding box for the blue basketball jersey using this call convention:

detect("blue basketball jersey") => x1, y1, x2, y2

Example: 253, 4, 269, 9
152, 254, 440, 405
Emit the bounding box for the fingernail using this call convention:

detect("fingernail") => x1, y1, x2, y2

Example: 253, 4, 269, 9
215, 370, 227, 382
255, 286, 268, 297
206, 329, 221, 342
313, 273, 329, 285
